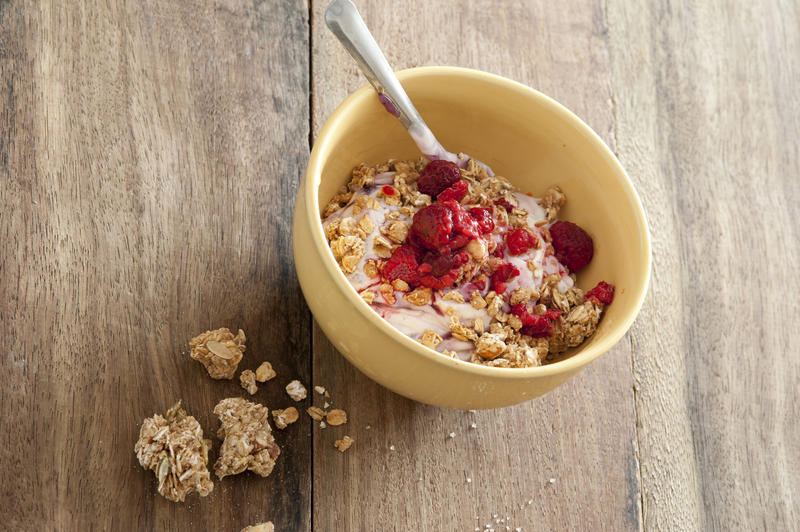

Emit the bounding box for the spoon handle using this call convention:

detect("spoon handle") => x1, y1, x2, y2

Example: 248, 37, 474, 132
324, 0, 424, 130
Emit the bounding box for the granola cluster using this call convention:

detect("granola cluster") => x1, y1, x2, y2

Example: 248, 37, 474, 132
321, 159, 614, 368
134, 401, 214, 502
213, 397, 281, 479
323, 159, 428, 277
189, 328, 247, 379
455, 276, 605, 367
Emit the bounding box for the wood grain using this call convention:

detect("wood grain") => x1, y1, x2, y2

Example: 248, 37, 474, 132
1, 0, 799, 529
608, 0, 800, 529
0, 1, 311, 530
310, 2, 642, 530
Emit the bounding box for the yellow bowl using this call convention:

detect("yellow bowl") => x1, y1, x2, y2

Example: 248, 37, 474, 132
293, 66, 650, 409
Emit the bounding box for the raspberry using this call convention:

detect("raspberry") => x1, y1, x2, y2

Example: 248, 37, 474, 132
443, 200, 480, 241
383, 245, 421, 285
585, 281, 615, 305
410, 204, 453, 251
437, 179, 469, 203
469, 207, 495, 234
549, 221, 594, 272
421, 250, 469, 278
494, 198, 516, 212
490, 262, 520, 294
471, 277, 487, 291
418, 250, 469, 290
511, 304, 559, 338
506, 228, 539, 255
417, 160, 462, 198
544, 308, 562, 321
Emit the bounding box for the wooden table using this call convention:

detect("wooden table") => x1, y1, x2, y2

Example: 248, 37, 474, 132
2, 1, 797, 530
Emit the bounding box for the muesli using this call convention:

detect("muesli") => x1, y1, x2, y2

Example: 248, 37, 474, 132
321, 158, 615, 368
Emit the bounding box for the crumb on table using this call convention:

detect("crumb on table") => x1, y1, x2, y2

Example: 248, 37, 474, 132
334, 435, 354, 453
285, 380, 307, 401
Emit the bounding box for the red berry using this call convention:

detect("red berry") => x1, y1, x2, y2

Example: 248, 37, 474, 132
549, 221, 594, 272
490, 262, 520, 294
443, 200, 480, 241
512, 304, 561, 338
520, 316, 553, 338
506, 228, 539, 255
437, 179, 469, 202
421, 250, 468, 278
382, 185, 396, 196
410, 204, 453, 251
417, 263, 433, 274
494, 198, 516, 212
585, 281, 615, 305
469, 207, 495, 234
544, 308, 562, 321
417, 160, 461, 198
418, 250, 468, 289
384, 245, 421, 285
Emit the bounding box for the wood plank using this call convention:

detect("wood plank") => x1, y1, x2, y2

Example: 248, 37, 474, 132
608, 0, 800, 529
0, 0, 311, 529
310, 1, 641, 530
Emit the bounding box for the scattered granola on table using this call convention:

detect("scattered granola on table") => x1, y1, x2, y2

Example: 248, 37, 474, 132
241, 522, 275, 532
334, 435, 354, 453
189, 328, 246, 379
134, 400, 213, 502
321, 158, 616, 367
213, 398, 280, 479
271, 407, 299, 429
240, 369, 258, 395
285, 380, 307, 401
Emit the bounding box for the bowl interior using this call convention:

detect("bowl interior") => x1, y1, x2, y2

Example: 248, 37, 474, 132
311, 67, 650, 369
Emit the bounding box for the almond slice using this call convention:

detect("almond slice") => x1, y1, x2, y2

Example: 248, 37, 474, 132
206, 340, 235, 360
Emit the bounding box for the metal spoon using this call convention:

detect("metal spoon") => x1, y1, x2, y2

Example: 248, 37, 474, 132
324, 0, 493, 175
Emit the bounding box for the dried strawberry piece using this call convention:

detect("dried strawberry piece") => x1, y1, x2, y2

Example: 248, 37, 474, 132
549, 221, 594, 272
469, 207, 495, 234
437, 179, 469, 203
417, 160, 461, 198
490, 262, 520, 294
506, 228, 539, 255
410, 204, 453, 251
381, 185, 397, 196
383, 245, 421, 285
585, 281, 615, 305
